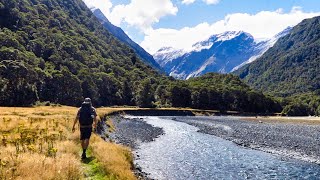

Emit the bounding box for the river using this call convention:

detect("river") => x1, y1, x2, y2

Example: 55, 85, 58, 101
133, 116, 320, 179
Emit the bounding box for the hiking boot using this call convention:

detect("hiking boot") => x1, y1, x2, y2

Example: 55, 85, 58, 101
81, 153, 87, 160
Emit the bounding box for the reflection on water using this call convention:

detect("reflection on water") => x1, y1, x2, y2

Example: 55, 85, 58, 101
134, 117, 320, 180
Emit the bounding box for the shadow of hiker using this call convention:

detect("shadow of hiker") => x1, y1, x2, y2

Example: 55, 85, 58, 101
81, 156, 95, 164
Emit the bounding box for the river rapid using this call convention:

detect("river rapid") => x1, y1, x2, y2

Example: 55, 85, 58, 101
131, 116, 320, 180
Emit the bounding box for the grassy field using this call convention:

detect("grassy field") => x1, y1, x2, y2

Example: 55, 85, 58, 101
0, 106, 135, 180
3, 106, 312, 179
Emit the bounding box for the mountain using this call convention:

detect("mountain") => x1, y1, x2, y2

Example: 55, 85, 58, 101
153, 47, 186, 67
154, 29, 290, 79
235, 16, 320, 97
0, 0, 280, 113
92, 9, 162, 72
231, 27, 292, 72
0, 0, 163, 106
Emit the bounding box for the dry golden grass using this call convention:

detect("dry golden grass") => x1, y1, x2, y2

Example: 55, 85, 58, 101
241, 116, 320, 125
0, 106, 82, 179
0, 106, 136, 180
90, 135, 135, 180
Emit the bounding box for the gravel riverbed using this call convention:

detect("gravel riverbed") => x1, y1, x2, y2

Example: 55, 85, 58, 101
108, 116, 164, 179
109, 116, 164, 149
106, 115, 320, 179
170, 116, 320, 164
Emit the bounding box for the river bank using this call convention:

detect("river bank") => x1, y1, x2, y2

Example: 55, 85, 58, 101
105, 112, 320, 179
172, 116, 320, 164
106, 114, 320, 179
108, 114, 320, 163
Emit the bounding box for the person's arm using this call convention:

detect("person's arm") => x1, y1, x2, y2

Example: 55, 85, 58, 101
92, 108, 98, 129
93, 116, 98, 129
72, 109, 80, 132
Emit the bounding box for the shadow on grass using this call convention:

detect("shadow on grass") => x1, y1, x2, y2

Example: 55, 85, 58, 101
81, 156, 95, 164
81, 151, 108, 180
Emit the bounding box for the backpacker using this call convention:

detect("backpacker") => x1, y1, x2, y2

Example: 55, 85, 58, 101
79, 103, 94, 126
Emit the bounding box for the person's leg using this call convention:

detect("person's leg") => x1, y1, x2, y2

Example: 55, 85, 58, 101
81, 139, 89, 159
81, 139, 89, 149
80, 127, 92, 159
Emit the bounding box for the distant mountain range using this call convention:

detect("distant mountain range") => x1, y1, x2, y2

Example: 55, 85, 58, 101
92, 9, 163, 72
235, 16, 320, 97
154, 28, 291, 79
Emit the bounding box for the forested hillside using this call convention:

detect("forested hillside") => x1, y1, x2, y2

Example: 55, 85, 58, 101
93, 9, 163, 72
0, 0, 163, 106
0, 0, 279, 113
236, 16, 320, 97
183, 73, 281, 113
235, 16, 320, 115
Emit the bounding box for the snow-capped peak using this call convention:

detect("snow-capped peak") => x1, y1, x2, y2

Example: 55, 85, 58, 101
156, 47, 177, 53
153, 47, 186, 66
191, 31, 252, 52
153, 27, 290, 79
231, 27, 292, 72
215, 31, 245, 41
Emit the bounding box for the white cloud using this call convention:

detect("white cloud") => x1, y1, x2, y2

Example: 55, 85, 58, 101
109, 0, 178, 31
82, 0, 178, 31
182, 0, 220, 5
142, 23, 212, 53
182, 0, 196, 5
203, 0, 220, 5
141, 7, 320, 54
82, 0, 112, 16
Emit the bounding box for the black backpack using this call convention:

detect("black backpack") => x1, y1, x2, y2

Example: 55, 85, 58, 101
79, 103, 94, 126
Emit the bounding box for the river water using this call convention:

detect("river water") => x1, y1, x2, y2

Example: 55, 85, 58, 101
133, 116, 320, 180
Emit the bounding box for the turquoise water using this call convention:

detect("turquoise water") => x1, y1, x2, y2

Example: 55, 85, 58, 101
134, 117, 320, 180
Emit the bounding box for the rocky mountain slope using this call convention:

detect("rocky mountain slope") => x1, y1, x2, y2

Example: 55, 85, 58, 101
235, 16, 320, 97
154, 29, 290, 79
92, 9, 162, 72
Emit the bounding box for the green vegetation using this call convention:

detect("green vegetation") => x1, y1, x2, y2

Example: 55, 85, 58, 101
82, 148, 109, 180
0, 0, 165, 107
167, 73, 281, 113
237, 16, 320, 98
278, 92, 320, 116
235, 16, 320, 115
0, 0, 279, 114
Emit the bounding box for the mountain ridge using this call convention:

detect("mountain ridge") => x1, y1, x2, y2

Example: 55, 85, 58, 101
0, 0, 280, 114
92, 9, 163, 72
0, 0, 163, 106
235, 16, 320, 97
154, 29, 290, 79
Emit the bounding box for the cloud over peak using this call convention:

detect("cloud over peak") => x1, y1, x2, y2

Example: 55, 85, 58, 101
141, 7, 320, 54
110, 0, 178, 31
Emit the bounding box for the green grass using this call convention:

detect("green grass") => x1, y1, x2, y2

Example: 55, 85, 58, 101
82, 148, 109, 180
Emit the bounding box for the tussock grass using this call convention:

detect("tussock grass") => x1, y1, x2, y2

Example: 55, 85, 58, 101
90, 135, 135, 180
0, 106, 136, 180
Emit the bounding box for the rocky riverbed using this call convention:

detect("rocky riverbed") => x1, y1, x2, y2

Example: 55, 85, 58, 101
107, 116, 164, 179
106, 115, 320, 179
170, 116, 320, 164
109, 116, 164, 149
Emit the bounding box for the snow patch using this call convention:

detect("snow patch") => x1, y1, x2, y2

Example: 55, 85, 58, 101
186, 56, 216, 79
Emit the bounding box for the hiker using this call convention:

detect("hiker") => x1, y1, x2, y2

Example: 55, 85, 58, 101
72, 98, 98, 159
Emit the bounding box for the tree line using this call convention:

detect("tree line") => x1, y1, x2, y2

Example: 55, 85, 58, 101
0, 0, 280, 114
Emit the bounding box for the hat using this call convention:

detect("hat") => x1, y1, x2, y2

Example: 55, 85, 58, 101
83, 98, 91, 104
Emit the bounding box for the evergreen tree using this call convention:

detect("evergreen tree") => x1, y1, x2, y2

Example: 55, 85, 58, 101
136, 79, 154, 108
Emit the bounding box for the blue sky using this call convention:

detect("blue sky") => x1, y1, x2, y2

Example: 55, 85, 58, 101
83, 0, 320, 53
